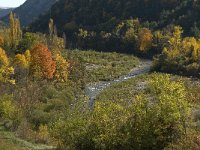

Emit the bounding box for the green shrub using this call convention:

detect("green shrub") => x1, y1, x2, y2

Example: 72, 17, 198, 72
0, 95, 22, 130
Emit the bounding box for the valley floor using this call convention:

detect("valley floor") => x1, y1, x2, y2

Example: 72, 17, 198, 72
0, 50, 199, 149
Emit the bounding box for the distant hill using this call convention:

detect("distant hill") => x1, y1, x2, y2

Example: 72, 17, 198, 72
0, 7, 14, 18
2, 0, 57, 26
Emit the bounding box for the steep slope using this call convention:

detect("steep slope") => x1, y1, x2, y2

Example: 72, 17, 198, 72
158, 0, 200, 35
2, 0, 57, 26
30, 0, 200, 36
0, 8, 14, 18
30, 0, 186, 34
29, 0, 200, 54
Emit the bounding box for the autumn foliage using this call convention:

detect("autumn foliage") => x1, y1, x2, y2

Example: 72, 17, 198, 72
9, 12, 22, 50
54, 53, 69, 82
30, 44, 56, 79
15, 50, 31, 69
153, 26, 200, 77
136, 28, 153, 53
0, 48, 15, 84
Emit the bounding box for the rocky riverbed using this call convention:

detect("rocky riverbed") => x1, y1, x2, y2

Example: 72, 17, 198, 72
85, 60, 152, 108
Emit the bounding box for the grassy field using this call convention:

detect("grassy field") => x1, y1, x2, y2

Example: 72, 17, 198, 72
64, 49, 140, 83
0, 138, 22, 150
0, 122, 55, 150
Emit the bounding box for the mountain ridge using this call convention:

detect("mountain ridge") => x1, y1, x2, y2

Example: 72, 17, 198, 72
0, 7, 14, 18
1, 0, 58, 26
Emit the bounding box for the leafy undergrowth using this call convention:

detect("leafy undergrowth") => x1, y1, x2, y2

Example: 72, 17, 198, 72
64, 49, 140, 83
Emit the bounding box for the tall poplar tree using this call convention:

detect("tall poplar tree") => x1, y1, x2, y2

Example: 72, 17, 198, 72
9, 12, 22, 50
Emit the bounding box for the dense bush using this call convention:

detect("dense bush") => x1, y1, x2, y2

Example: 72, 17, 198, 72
51, 74, 191, 150
0, 95, 22, 130
17, 32, 38, 53
153, 26, 200, 77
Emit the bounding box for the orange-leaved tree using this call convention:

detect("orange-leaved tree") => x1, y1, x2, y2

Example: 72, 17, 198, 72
136, 28, 153, 53
30, 44, 56, 79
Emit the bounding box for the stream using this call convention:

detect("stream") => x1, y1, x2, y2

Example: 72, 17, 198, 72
85, 60, 152, 108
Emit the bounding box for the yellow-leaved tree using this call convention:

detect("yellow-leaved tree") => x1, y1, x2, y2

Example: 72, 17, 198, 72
54, 53, 70, 82
15, 50, 31, 69
9, 12, 22, 50
0, 48, 15, 84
